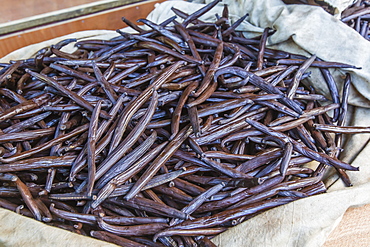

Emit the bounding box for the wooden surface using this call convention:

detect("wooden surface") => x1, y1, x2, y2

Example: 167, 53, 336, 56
0, 0, 99, 22
323, 204, 370, 247
0, 0, 165, 58
0, 0, 146, 35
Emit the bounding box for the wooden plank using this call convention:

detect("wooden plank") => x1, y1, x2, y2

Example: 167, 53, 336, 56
0, 0, 101, 23
0, 0, 145, 35
0, 0, 165, 58
323, 204, 370, 247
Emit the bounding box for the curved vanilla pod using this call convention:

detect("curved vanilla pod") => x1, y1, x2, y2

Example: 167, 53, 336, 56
246, 119, 359, 171
214, 66, 303, 114
124, 125, 192, 201
110, 61, 185, 151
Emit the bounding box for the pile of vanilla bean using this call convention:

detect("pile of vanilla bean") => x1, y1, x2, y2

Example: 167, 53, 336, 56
0, 0, 366, 246
342, 0, 370, 40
